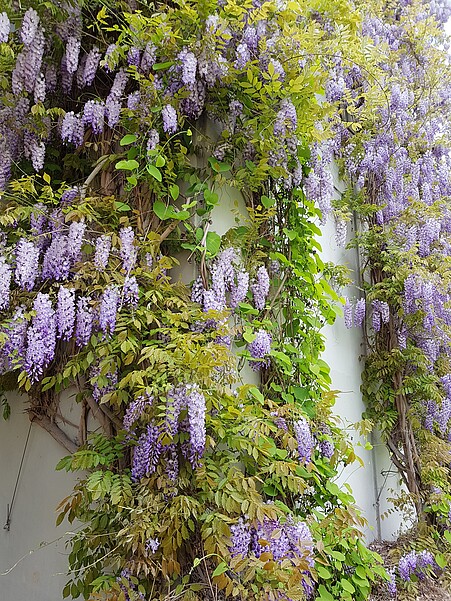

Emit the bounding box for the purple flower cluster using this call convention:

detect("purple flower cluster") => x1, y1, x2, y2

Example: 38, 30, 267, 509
0, 257, 11, 310
343, 297, 366, 329
94, 235, 111, 270
15, 239, 39, 291
398, 549, 435, 581
250, 266, 270, 311
162, 104, 177, 134
99, 286, 120, 336
247, 329, 272, 371
119, 227, 137, 272
25, 293, 56, 381
123, 394, 154, 432
56, 287, 75, 341
0, 12, 10, 43
230, 514, 314, 594
131, 424, 162, 481
293, 417, 314, 464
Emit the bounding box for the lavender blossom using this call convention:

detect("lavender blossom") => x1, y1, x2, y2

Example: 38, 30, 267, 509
230, 270, 249, 309
123, 395, 153, 432
230, 518, 251, 557
354, 298, 366, 327
0, 12, 10, 43
67, 221, 86, 261
127, 46, 141, 67
61, 111, 84, 147
34, 72, 46, 104
105, 98, 121, 128
103, 44, 117, 72
15, 239, 39, 291
386, 569, 397, 597
131, 423, 162, 481
99, 285, 120, 335
250, 266, 270, 311
75, 297, 93, 347
344, 297, 353, 329
145, 538, 160, 554
123, 275, 139, 308
20, 8, 39, 46
94, 235, 111, 270
119, 227, 137, 272
25, 293, 56, 381
147, 129, 160, 152
65, 36, 81, 74
31, 140, 45, 171
0, 257, 11, 310
248, 329, 272, 371
83, 100, 105, 135
140, 42, 156, 74
186, 385, 206, 466
56, 287, 75, 341
127, 91, 140, 110
92, 368, 118, 403
162, 105, 177, 134
82, 47, 101, 86
398, 551, 417, 581
179, 49, 197, 87
293, 417, 314, 464
61, 187, 80, 205
191, 276, 204, 304
42, 236, 72, 281
3, 307, 27, 368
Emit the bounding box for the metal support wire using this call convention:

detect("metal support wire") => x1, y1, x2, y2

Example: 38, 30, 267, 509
4, 421, 32, 531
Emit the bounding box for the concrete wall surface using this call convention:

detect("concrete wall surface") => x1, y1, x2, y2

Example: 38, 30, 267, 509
0, 393, 78, 600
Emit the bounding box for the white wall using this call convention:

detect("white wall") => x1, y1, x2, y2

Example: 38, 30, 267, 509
0, 393, 79, 600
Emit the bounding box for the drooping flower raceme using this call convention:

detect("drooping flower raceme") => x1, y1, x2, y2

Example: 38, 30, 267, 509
293, 417, 314, 464
75, 297, 93, 347
119, 227, 137, 272
99, 286, 120, 335
56, 287, 75, 341
247, 329, 272, 371
251, 266, 270, 311
0, 257, 11, 310
15, 238, 39, 291
186, 385, 206, 466
162, 104, 177, 134
25, 293, 56, 381
131, 424, 162, 482
94, 235, 111, 270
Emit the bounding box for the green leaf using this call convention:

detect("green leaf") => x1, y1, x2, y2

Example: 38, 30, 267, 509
146, 164, 162, 181
119, 134, 138, 146
435, 553, 447, 569
340, 579, 355, 594
249, 386, 264, 404
153, 201, 174, 220
152, 61, 174, 71
261, 195, 275, 208
127, 175, 138, 187
155, 154, 166, 167
170, 184, 180, 200
115, 159, 139, 170
208, 157, 231, 173
317, 566, 332, 579
114, 201, 131, 212
205, 232, 221, 256
317, 584, 335, 601
444, 530, 451, 544
212, 562, 228, 577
